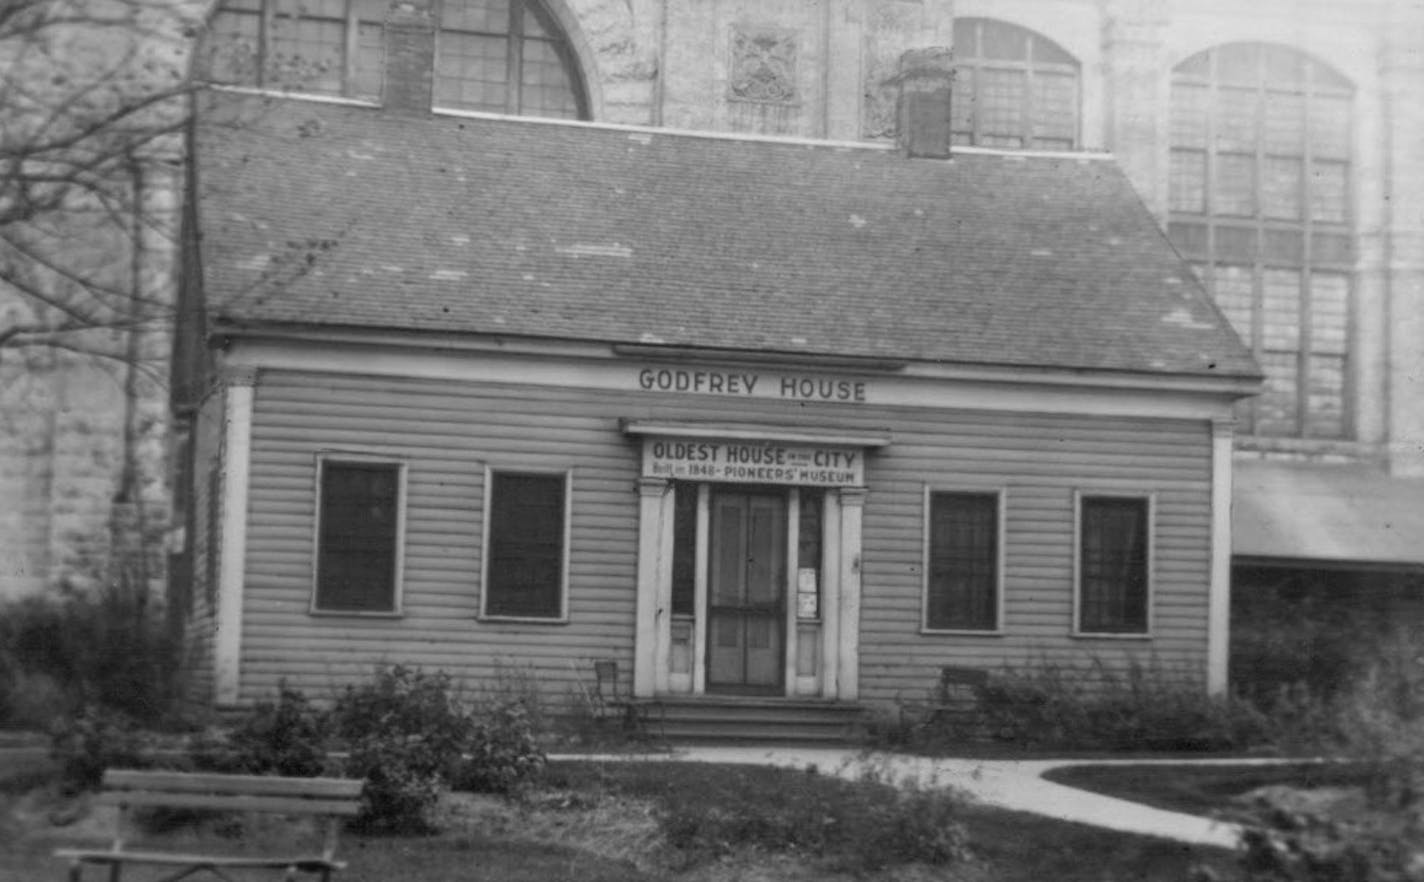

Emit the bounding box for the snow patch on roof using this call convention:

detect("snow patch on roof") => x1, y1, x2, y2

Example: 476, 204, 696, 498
555, 242, 633, 258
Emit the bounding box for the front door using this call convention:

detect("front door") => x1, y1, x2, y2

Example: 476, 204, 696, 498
707, 490, 786, 693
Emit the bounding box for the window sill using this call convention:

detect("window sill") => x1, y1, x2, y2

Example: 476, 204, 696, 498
1070, 631, 1152, 641
920, 627, 1003, 637
309, 609, 403, 618
479, 615, 569, 625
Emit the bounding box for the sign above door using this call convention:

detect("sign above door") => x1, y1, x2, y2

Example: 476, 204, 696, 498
641, 436, 864, 487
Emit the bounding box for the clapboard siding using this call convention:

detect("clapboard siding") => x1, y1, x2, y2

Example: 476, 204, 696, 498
236, 367, 1216, 705
857, 413, 1212, 700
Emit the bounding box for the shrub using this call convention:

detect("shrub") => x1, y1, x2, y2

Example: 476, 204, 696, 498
451, 698, 546, 794
1231, 627, 1424, 882
1328, 629, 1424, 809
344, 730, 450, 833
1236, 808, 1422, 882
49, 705, 149, 792
0, 582, 176, 729
192, 685, 330, 776
331, 666, 473, 832
1229, 569, 1399, 706
974, 659, 1274, 752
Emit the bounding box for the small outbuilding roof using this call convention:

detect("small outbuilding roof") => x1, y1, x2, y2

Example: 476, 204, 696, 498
193, 92, 1259, 380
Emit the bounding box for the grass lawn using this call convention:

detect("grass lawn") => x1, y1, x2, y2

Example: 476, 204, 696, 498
1043, 761, 1369, 816
3, 761, 1238, 882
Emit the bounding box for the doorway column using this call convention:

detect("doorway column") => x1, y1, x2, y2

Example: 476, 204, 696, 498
835, 487, 866, 701
633, 476, 672, 698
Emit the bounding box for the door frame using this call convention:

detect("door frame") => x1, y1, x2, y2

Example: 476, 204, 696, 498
633, 477, 867, 701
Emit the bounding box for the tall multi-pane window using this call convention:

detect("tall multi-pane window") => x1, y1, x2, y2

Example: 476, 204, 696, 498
925, 491, 1000, 632
203, 0, 588, 119
1168, 43, 1353, 438
950, 18, 1080, 150
1077, 496, 1150, 636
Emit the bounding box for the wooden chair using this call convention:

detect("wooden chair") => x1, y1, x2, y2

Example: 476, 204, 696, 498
899, 665, 990, 738
54, 769, 363, 882
589, 660, 662, 739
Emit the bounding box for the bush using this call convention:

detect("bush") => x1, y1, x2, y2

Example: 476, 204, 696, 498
0, 582, 176, 729
1230, 581, 1379, 706
659, 765, 970, 871
1328, 629, 1424, 810
330, 666, 473, 832
192, 685, 330, 777
974, 659, 1274, 752
1230, 627, 1424, 882
451, 698, 546, 795
49, 705, 150, 792
1236, 807, 1423, 882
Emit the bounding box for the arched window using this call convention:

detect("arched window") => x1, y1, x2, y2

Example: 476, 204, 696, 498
1168, 44, 1353, 438
203, 0, 588, 120
950, 18, 1080, 150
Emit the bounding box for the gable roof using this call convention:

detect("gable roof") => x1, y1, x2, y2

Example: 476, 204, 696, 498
193, 92, 1259, 381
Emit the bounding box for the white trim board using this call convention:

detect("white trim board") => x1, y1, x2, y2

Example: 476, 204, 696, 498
223, 340, 1242, 422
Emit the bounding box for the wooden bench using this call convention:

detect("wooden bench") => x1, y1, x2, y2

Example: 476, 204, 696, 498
55, 769, 364, 882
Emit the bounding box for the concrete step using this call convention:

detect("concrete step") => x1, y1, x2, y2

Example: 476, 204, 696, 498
649, 697, 865, 744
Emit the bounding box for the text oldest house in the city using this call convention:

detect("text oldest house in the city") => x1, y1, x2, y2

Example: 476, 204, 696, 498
164, 0, 1424, 717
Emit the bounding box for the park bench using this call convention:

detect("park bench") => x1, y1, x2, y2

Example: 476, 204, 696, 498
54, 769, 364, 882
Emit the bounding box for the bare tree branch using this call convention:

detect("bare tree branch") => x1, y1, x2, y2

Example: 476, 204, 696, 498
1, 0, 198, 362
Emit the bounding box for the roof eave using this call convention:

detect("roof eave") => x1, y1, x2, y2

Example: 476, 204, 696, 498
210, 318, 1263, 399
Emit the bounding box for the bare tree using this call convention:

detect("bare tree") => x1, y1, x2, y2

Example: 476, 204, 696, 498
0, 0, 200, 598
0, 0, 197, 363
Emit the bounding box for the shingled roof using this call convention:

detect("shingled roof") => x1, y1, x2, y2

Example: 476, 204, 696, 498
193, 92, 1259, 380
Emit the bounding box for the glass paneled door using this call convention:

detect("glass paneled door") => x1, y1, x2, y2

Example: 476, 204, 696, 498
707, 490, 787, 693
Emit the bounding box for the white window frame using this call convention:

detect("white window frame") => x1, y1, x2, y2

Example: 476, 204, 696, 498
309, 451, 408, 617
920, 485, 1006, 636
1072, 490, 1155, 639
479, 466, 573, 623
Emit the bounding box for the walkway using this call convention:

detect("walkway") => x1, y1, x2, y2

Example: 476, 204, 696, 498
554, 746, 1262, 849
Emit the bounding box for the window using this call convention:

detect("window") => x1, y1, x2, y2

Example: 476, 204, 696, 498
950, 18, 1080, 150
670, 482, 697, 616
924, 491, 1001, 632
796, 490, 823, 619
203, 0, 588, 119
482, 470, 569, 619
313, 458, 404, 613
1168, 43, 1353, 438
1076, 496, 1150, 635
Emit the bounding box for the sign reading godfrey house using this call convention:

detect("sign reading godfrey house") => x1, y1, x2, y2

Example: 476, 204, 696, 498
636, 367, 868, 403
643, 438, 864, 487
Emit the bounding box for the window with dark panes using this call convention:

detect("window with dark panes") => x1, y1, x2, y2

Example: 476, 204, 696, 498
950, 18, 1080, 150
485, 471, 566, 619
315, 461, 401, 612
1168, 43, 1353, 438
203, 0, 588, 119
796, 490, 823, 619
926, 492, 998, 631
1078, 497, 1149, 635
670, 482, 697, 616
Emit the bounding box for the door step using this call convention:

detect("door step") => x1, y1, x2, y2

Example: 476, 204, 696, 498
649, 696, 866, 744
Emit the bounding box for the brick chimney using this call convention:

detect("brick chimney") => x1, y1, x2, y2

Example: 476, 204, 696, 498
894, 47, 955, 159
383, 0, 436, 115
